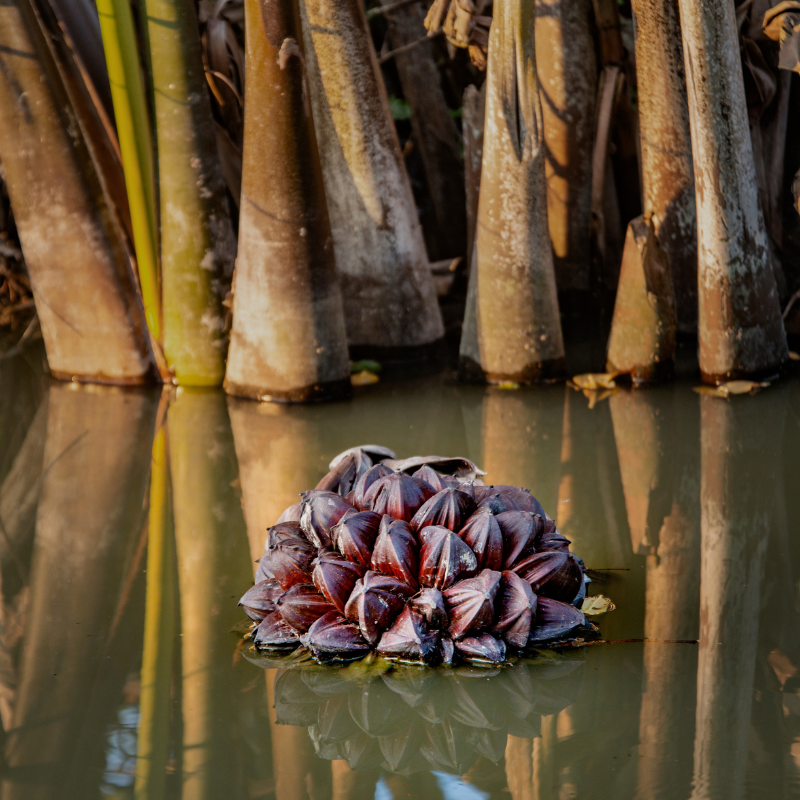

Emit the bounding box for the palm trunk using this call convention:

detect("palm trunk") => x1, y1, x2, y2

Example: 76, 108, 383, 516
535, 0, 596, 298
631, 0, 697, 335
460, 0, 565, 383
224, 0, 350, 402
0, 0, 156, 384
298, 0, 444, 355
677, 0, 788, 381
144, 0, 236, 386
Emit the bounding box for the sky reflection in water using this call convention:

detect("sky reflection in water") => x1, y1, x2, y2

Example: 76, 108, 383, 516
0, 345, 799, 800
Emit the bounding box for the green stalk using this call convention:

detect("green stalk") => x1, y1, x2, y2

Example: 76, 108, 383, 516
95, 0, 161, 342
135, 427, 175, 800
142, 0, 235, 386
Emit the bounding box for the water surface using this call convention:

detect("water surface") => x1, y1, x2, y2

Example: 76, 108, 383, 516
0, 344, 798, 800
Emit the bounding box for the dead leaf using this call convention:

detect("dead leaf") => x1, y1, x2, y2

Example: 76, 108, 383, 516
789, 351, 800, 361
350, 371, 379, 387
497, 381, 520, 390
693, 380, 770, 398
572, 372, 618, 390
693, 385, 729, 397
581, 595, 616, 616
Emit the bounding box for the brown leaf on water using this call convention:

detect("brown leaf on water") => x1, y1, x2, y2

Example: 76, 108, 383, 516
789, 351, 800, 361
572, 372, 618, 390
693, 380, 770, 398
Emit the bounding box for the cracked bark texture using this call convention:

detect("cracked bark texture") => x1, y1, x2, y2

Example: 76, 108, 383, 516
298, 0, 444, 353
632, 0, 698, 335
677, 0, 788, 380
225, 0, 350, 402
535, 0, 596, 295
0, 0, 156, 384
145, 0, 236, 386
460, 0, 565, 383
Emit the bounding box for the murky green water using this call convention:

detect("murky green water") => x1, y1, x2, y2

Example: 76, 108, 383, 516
1, 343, 799, 800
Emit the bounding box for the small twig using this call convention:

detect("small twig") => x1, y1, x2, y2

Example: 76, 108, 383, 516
378, 29, 443, 63
367, 0, 422, 19
783, 286, 800, 320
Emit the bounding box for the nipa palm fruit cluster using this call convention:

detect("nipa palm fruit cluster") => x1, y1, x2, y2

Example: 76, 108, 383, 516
239, 446, 591, 666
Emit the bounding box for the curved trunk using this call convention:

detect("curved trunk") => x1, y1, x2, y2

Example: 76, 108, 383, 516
631, 0, 697, 335
224, 0, 350, 402
0, 0, 156, 384
677, 0, 788, 381
298, 0, 444, 355
145, 0, 236, 385
461, 0, 565, 383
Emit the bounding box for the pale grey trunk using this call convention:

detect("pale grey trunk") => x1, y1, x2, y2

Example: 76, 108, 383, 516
535, 0, 596, 295
298, 0, 444, 352
677, 0, 788, 381
461, 0, 565, 383
0, 0, 156, 384
631, 0, 697, 335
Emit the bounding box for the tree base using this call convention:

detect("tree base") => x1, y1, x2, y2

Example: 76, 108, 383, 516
457, 355, 566, 385
223, 377, 352, 404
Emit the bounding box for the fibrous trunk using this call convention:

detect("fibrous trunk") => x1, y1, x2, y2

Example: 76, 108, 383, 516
677, 0, 788, 381
535, 0, 596, 296
145, 0, 236, 386
460, 0, 565, 383
298, 0, 444, 355
0, 0, 156, 384
631, 0, 697, 335
224, 0, 350, 402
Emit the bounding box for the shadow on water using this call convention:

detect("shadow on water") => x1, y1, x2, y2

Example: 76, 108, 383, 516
0, 354, 798, 799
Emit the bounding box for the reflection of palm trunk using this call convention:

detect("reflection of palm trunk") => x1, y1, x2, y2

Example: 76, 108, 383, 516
691, 393, 785, 800
135, 427, 176, 800
4, 383, 157, 799
169, 390, 253, 800
634, 388, 700, 800
228, 399, 324, 564
480, 388, 565, 514
331, 759, 378, 800
265, 670, 332, 800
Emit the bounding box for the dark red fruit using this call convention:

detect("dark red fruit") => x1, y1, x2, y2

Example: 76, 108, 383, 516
512, 551, 583, 602
371, 516, 419, 588
312, 552, 367, 613
239, 579, 282, 621
419, 526, 478, 590
377, 607, 440, 663
365, 473, 436, 522
351, 463, 393, 509
253, 611, 300, 648
300, 491, 354, 548
538, 518, 572, 553
528, 597, 586, 643
276, 503, 303, 523
276, 583, 335, 631
495, 511, 544, 569
491, 486, 545, 517
493, 571, 537, 648
410, 488, 477, 533
332, 509, 381, 566
344, 571, 413, 645
269, 539, 316, 591
304, 611, 372, 660
458, 507, 503, 571
477, 492, 520, 514
442, 569, 501, 639
412, 465, 458, 492
316, 449, 372, 496
455, 633, 507, 664
408, 588, 448, 629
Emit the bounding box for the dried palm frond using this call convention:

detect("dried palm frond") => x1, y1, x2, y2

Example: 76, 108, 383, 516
423, 0, 491, 69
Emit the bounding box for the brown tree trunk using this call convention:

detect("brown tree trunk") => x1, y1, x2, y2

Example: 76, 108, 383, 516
678, 0, 788, 381
298, 0, 444, 356
460, 0, 565, 383
380, 0, 467, 261
224, 0, 351, 402
631, 0, 697, 335
0, 0, 156, 385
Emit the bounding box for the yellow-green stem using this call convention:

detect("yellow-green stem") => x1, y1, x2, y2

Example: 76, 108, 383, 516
96, 0, 161, 341
134, 427, 175, 800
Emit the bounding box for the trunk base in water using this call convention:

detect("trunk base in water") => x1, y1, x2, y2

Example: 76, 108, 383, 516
458, 356, 567, 386
606, 215, 676, 383
224, 377, 352, 405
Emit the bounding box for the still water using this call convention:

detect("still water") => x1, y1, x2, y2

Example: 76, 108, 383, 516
0, 343, 799, 800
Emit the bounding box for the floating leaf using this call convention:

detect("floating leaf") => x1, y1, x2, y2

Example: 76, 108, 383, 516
497, 381, 520, 390
572, 372, 618, 390
789, 351, 800, 361
351, 370, 380, 386
581, 595, 616, 616
350, 359, 382, 374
